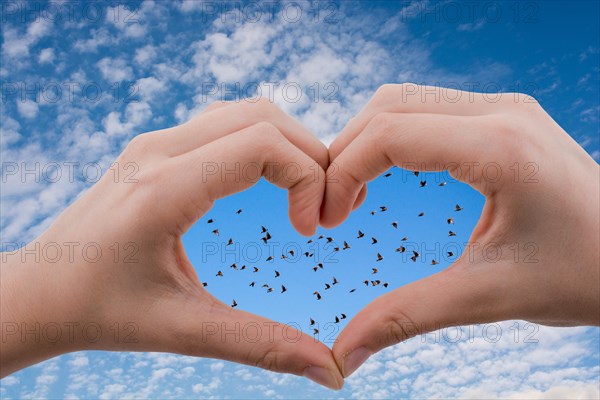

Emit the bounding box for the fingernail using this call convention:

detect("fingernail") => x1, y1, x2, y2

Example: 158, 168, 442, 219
303, 366, 340, 390
343, 347, 372, 377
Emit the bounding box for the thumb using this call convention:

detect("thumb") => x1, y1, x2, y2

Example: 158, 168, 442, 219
157, 292, 344, 390
332, 262, 516, 378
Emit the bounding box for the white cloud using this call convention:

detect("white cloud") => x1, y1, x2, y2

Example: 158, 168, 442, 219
38, 48, 55, 64
17, 100, 39, 119
70, 354, 89, 367
192, 377, 221, 394
97, 57, 134, 81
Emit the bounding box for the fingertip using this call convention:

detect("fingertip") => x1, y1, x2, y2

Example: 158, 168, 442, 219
352, 185, 368, 210
303, 365, 344, 390
339, 346, 372, 378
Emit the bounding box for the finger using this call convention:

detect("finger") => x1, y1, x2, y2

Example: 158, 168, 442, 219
156, 291, 343, 390
320, 113, 492, 228
159, 122, 325, 236
331, 264, 516, 378
352, 185, 367, 210
162, 99, 330, 170
202, 101, 232, 114
329, 83, 515, 161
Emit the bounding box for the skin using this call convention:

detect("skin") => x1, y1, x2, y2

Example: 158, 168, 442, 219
0, 99, 343, 390
1, 84, 598, 388
321, 83, 600, 378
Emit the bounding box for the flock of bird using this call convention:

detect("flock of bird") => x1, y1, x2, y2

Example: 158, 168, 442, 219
199, 170, 464, 334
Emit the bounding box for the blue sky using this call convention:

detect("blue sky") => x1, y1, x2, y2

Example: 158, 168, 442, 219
1, 0, 599, 398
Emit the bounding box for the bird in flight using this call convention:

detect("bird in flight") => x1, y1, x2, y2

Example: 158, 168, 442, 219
231, 299, 238, 308
455, 204, 463, 211
411, 251, 420, 262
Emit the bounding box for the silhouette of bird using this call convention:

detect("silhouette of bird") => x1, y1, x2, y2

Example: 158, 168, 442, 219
447, 218, 454, 224
249, 282, 255, 287
384, 172, 392, 177
401, 236, 409, 241
414, 171, 419, 176
267, 287, 273, 293
371, 237, 378, 245
383, 282, 389, 288
370, 210, 376, 215
349, 288, 356, 293
207, 219, 214, 223
324, 283, 331, 290
236, 209, 242, 214
335, 316, 340, 323
326, 237, 334, 243
262, 284, 269, 288
447, 251, 454, 257
288, 250, 295, 256
216, 271, 223, 277
240, 265, 246, 270
455, 204, 463, 211
261, 232, 272, 244
431, 260, 439, 265
261, 226, 268, 233
309, 318, 315, 326
274, 270, 280, 277
392, 222, 398, 229
313, 291, 322, 300
439, 182, 447, 186
418, 212, 425, 217
202, 282, 208, 287
340, 313, 347, 319
411, 251, 419, 262
266, 256, 274, 261
212, 229, 219, 236
376, 253, 383, 262
357, 230, 365, 238
449, 231, 457, 237
396, 246, 406, 253
372, 268, 378, 274
226, 238, 233, 246
317, 235, 324, 240
281, 285, 287, 293
332, 277, 339, 285
372, 280, 381, 286
313, 328, 319, 335
420, 180, 427, 187
343, 241, 351, 250
380, 206, 387, 212
363, 280, 369, 286
231, 299, 237, 307
230, 263, 238, 270
253, 267, 259, 272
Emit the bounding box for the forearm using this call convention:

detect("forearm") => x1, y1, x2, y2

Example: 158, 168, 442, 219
1, 250, 84, 377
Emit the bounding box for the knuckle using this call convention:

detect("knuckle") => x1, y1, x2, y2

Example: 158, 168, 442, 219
122, 134, 156, 159
251, 121, 284, 144
367, 112, 397, 142
248, 97, 280, 120
374, 83, 400, 102
482, 114, 530, 160
252, 346, 282, 372
384, 309, 419, 345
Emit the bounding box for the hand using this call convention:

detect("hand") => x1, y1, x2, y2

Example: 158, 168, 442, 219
0, 100, 344, 390
321, 83, 600, 377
